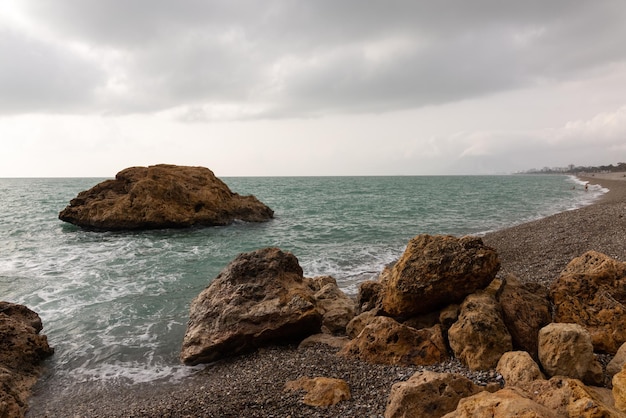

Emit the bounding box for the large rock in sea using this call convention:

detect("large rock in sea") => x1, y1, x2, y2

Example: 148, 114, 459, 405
550, 250, 626, 354
59, 164, 274, 230
180, 248, 323, 365
381, 235, 500, 318
0, 302, 54, 418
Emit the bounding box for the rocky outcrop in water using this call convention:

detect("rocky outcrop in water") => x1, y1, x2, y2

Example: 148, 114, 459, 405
58, 164, 274, 230
0, 302, 54, 418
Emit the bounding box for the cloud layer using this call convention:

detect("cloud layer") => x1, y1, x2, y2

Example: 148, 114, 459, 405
4, 1, 625, 119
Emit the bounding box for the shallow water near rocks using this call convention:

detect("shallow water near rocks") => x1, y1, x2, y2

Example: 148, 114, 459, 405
0, 175, 605, 387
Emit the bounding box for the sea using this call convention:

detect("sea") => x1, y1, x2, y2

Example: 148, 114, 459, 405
0, 175, 607, 387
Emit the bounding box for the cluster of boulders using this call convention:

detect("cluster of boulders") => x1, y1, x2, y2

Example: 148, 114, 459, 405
0, 302, 54, 418
58, 164, 274, 230
181, 234, 626, 416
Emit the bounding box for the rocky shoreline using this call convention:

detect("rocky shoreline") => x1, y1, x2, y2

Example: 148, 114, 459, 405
26, 174, 626, 417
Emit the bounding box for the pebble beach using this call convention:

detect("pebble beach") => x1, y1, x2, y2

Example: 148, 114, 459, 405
26, 173, 626, 418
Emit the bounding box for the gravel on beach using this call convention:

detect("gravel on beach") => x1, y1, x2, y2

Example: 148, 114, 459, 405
26, 175, 626, 418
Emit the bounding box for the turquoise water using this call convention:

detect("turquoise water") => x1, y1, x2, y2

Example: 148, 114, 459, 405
0, 175, 605, 385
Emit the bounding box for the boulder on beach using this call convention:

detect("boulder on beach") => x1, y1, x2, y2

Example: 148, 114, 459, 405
381, 235, 500, 318
181, 248, 324, 365
58, 164, 274, 230
0, 302, 54, 418
384, 371, 483, 418
537, 323, 603, 386
284, 377, 351, 407
339, 316, 448, 366
448, 291, 513, 371
550, 250, 626, 354
497, 276, 551, 360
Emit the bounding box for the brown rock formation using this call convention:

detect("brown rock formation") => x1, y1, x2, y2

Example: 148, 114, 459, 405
304, 275, 355, 335
496, 351, 545, 389
448, 292, 513, 371
345, 310, 378, 339
284, 377, 351, 407
59, 164, 274, 230
608, 342, 626, 377
0, 302, 54, 418
613, 366, 626, 413
381, 235, 500, 318
384, 371, 483, 418
550, 250, 626, 354
442, 388, 557, 418
525, 377, 621, 417
538, 323, 603, 385
498, 276, 551, 359
339, 316, 448, 366
180, 248, 322, 365
355, 279, 383, 314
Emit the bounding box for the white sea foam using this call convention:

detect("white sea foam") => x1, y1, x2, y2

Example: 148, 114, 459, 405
57, 361, 204, 385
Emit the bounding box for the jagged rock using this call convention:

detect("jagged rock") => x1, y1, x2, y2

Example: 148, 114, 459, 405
345, 310, 377, 339
448, 292, 513, 371
442, 388, 557, 418
439, 304, 460, 330
538, 323, 603, 385
180, 248, 322, 365
613, 366, 626, 412
0, 302, 54, 418
339, 316, 448, 366
498, 276, 551, 359
304, 276, 355, 334
607, 342, 626, 377
59, 164, 274, 230
355, 279, 383, 314
384, 371, 483, 418
381, 235, 500, 318
402, 310, 440, 330
550, 251, 626, 354
496, 351, 545, 389
284, 377, 351, 407
526, 377, 621, 417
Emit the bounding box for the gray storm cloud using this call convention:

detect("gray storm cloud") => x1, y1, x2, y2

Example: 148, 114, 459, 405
1, 0, 623, 119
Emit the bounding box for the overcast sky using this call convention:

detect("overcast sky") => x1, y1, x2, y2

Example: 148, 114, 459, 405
1, 1, 626, 177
